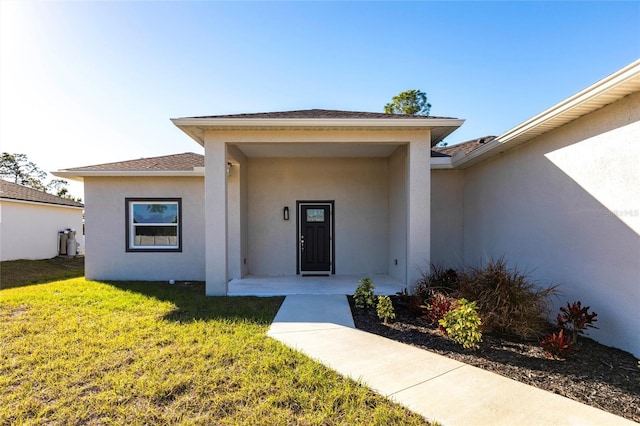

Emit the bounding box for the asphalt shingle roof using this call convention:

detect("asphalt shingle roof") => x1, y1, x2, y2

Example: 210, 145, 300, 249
432, 136, 497, 157
187, 109, 457, 120
0, 180, 83, 208
63, 152, 204, 172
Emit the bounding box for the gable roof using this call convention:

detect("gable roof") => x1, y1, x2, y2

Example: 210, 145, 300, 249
172, 108, 465, 147
53, 153, 205, 181
0, 180, 83, 208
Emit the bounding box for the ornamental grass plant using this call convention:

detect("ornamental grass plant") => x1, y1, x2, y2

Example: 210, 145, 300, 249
454, 257, 558, 339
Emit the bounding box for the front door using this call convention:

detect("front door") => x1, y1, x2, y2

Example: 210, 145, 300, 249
298, 202, 334, 275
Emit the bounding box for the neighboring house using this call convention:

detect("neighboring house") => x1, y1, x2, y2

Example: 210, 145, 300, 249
55, 60, 640, 356
0, 180, 84, 261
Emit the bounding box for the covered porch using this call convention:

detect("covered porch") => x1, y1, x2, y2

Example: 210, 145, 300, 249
171, 110, 464, 295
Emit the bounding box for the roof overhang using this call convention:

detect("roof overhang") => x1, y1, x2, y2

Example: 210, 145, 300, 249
0, 197, 84, 209
52, 169, 205, 182
448, 59, 640, 169
170, 117, 465, 147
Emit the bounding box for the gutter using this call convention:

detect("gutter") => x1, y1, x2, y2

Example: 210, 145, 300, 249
0, 197, 84, 209
171, 117, 465, 146
446, 59, 640, 169
171, 117, 464, 128
52, 170, 205, 182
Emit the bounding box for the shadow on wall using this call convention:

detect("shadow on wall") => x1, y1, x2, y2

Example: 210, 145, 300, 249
463, 96, 639, 356
105, 280, 284, 324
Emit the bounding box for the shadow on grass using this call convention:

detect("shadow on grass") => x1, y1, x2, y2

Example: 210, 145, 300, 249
106, 280, 285, 325
0, 257, 85, 290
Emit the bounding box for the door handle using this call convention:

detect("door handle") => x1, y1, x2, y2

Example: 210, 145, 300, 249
300, 235, 305, 251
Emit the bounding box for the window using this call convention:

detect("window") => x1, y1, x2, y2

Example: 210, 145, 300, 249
125, 198, 181, 252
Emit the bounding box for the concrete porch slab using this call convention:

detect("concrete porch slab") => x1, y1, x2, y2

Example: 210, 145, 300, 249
228, 274, 405, 296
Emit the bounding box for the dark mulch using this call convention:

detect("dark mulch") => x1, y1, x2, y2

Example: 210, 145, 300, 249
348, 296, 640, 422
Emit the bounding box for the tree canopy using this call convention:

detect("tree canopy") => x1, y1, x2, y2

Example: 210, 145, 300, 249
384, 89, 431, 116
0, 152, 81, 202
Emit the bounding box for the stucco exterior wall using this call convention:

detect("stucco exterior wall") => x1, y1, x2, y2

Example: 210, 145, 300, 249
463, 92, 640, 356
83, 176, 205, 281
227, 145, 249, 280
0, 201, 83, 261
431, 170, 464, 269
388, 146, 407, 283
247, 157, 389, 276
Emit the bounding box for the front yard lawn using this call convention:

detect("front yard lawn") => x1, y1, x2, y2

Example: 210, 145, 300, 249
1, 277, 429, 425
0, 256, 84, 289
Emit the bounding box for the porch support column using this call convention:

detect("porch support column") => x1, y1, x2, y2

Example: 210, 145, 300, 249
407, 136, 431, 287
205, 138, 228, 295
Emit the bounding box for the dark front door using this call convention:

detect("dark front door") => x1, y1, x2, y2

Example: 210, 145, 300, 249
299, 202, 333, 274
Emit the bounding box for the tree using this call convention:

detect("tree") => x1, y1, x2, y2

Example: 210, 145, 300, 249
0, 152, 48, 190
0, 152, 81, 202
384, 89, 431, 116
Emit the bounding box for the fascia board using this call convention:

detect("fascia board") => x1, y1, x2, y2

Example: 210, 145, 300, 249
52, 170, 205, 181
498, 61, 640, 145
451, 60, 640, 169
430, 157, 454, 169
172, 117, 464, 128
0, 198, 84, 210
450, 138, 503, 169
171, 117, 465, 145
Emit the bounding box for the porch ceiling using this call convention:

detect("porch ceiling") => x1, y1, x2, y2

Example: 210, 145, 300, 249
233, 142, 403, 158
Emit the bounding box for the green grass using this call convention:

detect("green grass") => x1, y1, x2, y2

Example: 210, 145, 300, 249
1, 256, 84, 289
1, 274, 430, 425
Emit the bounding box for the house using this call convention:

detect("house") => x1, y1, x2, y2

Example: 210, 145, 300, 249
54, 60, 640, 356
0, 180, 84, 261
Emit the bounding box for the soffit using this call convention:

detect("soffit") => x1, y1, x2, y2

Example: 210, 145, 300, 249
233, 143, 403, 158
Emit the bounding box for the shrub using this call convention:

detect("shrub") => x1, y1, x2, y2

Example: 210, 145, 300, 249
424, 292, 455, 329
354, 277, 376, 309
557, 301, 598, 344
376, 296, 396, 324
541, 329, 576, 359
413, 264, 459, 300
455, 257, 558, 339
439, 298, 483, 350
407, 294, 424, 318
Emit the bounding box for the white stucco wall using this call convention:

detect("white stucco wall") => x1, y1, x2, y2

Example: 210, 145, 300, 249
83, 176, 205, 281
247, 157, 389, 276
463, 92, 640, 356
0, 200, 83, 261
388, 145, 407, 284
406, 137, 432, 287
227, 145, 248, 280
431, 170, 465, 269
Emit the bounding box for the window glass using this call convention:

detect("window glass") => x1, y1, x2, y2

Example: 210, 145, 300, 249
306, 208, 325, 222
126, 199, 181, 251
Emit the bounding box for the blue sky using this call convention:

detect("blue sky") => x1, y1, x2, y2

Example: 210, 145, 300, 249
1, 1, 638, 198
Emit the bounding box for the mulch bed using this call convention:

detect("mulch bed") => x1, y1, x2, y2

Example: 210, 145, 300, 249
348, 296, 640, 422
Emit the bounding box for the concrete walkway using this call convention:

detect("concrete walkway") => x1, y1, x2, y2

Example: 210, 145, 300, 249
267, 295, 635, 426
